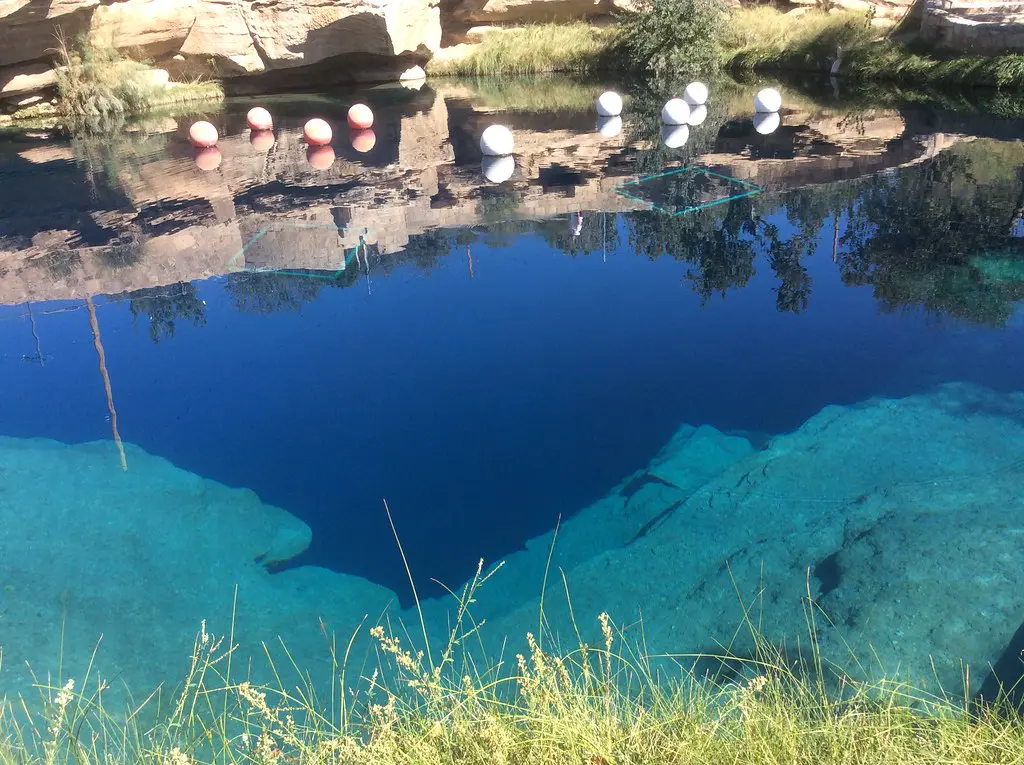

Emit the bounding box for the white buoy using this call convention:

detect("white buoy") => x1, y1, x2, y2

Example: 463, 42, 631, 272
687, 104, 708, 127
480, 124, 514, 156
754, 88, 782, 113
596, 115, 622, 138
661, 98, 690, 126
753, 111, 781, 135
661, 124, 689, 149
482, 154, 515, 183
683, 82, 708, 106
596, 91, 623, 117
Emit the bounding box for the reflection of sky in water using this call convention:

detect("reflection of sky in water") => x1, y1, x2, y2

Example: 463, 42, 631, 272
5, 80, 1024, 707
2, 81, 1024, 601
1, 203, 1022, 598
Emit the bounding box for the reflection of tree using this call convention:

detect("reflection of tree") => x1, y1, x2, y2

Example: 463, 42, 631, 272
118, 281, 206, 343
397, 229, 451, 273
625, 194, 759, 302
535, 212, 621, 258
836, 145, 1024, 325
224, 271, 334, 314
475, 188, 533, 247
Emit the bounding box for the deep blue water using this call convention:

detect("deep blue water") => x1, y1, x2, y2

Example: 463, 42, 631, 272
2, 215, 1023, 598
3, 82, 1024, 603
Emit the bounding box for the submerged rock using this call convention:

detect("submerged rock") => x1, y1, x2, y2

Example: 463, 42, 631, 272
0, 437, 394, 703
471, 383, 1024, 697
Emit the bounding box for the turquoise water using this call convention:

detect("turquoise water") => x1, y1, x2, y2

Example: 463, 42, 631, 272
2, 78, 1024, 705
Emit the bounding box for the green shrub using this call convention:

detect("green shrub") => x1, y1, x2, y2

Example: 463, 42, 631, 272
617, 0, 728, 78
54, 36, 162, 124
52, 35, 222, 130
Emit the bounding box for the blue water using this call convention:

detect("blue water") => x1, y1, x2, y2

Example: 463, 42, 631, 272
2, 219, 1022, 600
2, 80, 1024, 617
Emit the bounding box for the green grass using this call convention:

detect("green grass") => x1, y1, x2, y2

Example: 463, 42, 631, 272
725, 7, 1024, 90
429, 23, 620, 77
52, 35, 222, 131
4, 564, 1024, 765
428, 10, 1024, 92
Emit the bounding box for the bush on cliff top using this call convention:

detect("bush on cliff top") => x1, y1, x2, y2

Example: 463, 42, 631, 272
53, 35, 222, 130
617, 0, 727, 78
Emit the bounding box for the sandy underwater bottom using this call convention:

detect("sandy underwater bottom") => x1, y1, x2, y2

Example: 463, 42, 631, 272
1, 381, 1023, 706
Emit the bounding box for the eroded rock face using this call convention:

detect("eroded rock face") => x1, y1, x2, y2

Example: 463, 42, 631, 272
0, 0, 442, 98
0, 0, 99, 68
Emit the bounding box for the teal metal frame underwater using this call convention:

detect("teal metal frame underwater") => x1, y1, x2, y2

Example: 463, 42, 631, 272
227, 222, 371, 279
614, 166, 765, 216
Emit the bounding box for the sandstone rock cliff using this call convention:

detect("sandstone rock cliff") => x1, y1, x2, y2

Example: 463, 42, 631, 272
0, 0, 442, 110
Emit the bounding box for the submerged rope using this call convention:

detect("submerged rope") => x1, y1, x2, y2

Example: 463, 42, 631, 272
86, 296, 127, 472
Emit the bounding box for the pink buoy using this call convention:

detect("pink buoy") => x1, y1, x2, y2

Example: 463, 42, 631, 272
347, 103, 373, 130
193, 146, 222, 171
250, 129, 275, 152
350, 128, 376, 153
189, 121, 218, 148
306, 145, 335, 170
247, 106, 273, 131
304, 118, 332, 146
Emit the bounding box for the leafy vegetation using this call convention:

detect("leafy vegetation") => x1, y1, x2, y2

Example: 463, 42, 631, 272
617, 0, 727, 79
53, 35, 222, 129
724, 7, 1024, 90
431, 5, 1024, 92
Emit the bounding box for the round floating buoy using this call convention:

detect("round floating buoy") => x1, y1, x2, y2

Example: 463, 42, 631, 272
351, 128, 376, 153
189, 120, 218, 148
753, 111, 781, 136
687, 104, 708, 127
304, 118, 332, 146
306, 145, 335, 170
482, 154, 515, 184
193, 146, 222, 170
250, 129, 275, 152
661, 98, 690, 126
661, 124, 689, 149
596, 115, 622, 138
347, 103, 374, 130
754, 88, 782, 113
480, 124, 514, 156
247, 106, 273, 131
596, 91, 622, 117
683, 82, 708, 106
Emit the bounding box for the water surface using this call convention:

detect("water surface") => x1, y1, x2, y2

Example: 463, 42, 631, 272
2, 76, 1023, 701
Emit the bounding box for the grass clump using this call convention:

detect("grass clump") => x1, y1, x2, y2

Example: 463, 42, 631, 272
53, 36, 222, 130
725, 6, 1024, 90
5, 561, 1024, 765
429, 23, 619, 76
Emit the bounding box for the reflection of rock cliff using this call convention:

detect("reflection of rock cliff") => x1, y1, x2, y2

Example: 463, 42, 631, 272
0, 86, 955, 306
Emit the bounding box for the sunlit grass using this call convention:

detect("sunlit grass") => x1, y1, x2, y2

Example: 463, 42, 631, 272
429, 23, 620, 77
4, 559, 1024, 765
725, 7, 1024, 90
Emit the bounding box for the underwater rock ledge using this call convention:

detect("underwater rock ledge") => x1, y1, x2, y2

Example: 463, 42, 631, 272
1, 381, 1023, 705
438, 382, 1024, 698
